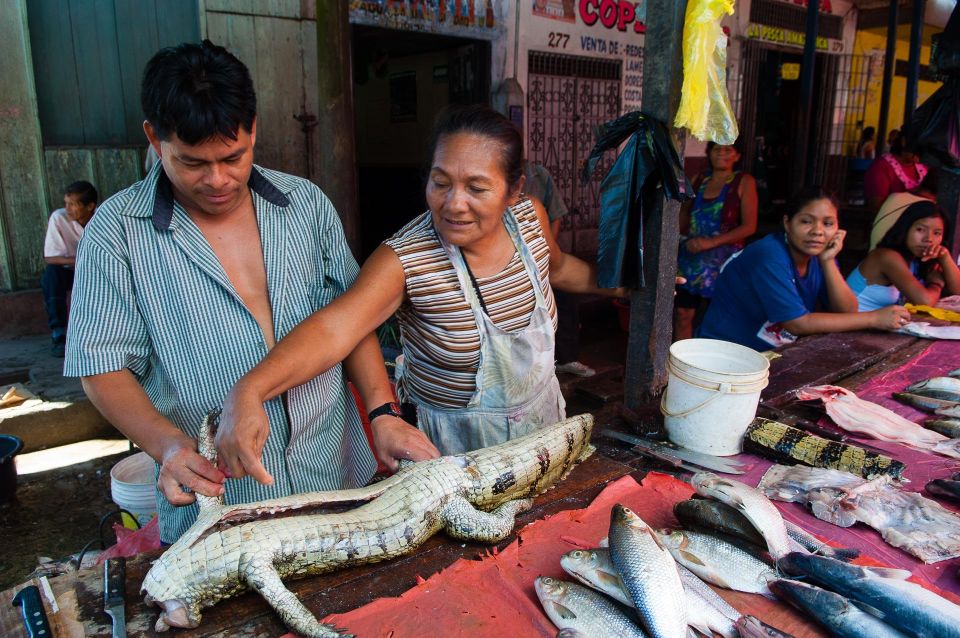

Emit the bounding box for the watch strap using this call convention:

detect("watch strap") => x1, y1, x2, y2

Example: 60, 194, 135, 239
367, 401, 403, 422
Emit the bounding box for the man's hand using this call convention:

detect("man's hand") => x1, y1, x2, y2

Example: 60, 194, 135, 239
370, 415, 440, 473
818, 229, 847, 263
157, 436, 225, 506
216, 384, 275, 485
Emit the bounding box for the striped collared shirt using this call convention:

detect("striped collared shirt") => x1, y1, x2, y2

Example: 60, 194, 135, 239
64, 163, 375, 543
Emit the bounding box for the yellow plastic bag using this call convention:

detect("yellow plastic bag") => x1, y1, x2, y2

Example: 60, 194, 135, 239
905, 303, 960, 323
674, 0, 738, 144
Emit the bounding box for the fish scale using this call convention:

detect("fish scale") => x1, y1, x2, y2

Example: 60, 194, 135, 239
608, 505, 688, 638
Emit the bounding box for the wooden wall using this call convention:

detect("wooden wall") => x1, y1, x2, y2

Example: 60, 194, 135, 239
43, 148, 144, 213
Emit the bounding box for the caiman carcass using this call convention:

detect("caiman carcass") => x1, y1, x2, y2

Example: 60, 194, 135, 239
142, 411, 595, 637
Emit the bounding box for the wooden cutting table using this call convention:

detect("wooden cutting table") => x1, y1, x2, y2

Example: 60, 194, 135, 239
0, 331, 947, 637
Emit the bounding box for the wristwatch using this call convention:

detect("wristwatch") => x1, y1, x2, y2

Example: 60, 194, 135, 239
367, 401, 403, 422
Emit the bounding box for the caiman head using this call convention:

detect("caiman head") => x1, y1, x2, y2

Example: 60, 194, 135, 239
142, 561, 204, 632
462, 413, 594, 509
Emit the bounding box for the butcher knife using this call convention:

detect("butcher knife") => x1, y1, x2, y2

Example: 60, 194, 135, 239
602, 430, 751, 474
11, 585, 52, 638
103, 558, 126, 638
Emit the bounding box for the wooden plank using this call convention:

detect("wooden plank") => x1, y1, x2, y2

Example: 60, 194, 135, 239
761, 331, 919, 408
24, 0, 84, 145
0, 0, 54, 289
156, 0, 202, 48
115, 0, 161, 142
44, 149, 96, 212
205, 12, 259, 94
69, 0, 127, 145
301, 18, 320, 181
255, 15, 307, 177
205, 0, 299, 18
94, 148, 142, 202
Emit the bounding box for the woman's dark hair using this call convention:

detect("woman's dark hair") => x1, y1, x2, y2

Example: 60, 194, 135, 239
860, 126, 876, 142
65, 180, 98, 206
915, 166, 938, 195
878, 200, 950, 261
141, 40, 256, 145
784, 186, 837, 220
428, 104, 524, 187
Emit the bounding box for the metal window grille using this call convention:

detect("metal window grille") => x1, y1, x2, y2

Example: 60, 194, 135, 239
826, 53, 876, 157
527, 51, 624, 256
749, 0, 844, 40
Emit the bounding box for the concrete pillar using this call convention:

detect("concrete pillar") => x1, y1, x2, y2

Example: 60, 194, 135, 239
315, 0, 360, 256
0, 0, 49, 289
624, 0, 687, 407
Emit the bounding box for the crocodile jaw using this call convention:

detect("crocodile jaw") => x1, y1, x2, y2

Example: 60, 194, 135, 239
146, 595, 197, 631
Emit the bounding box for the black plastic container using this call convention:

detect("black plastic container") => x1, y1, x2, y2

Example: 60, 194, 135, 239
0, 434, 24, 504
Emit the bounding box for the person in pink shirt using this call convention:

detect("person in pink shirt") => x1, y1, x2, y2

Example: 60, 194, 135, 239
864, 135, 928, 215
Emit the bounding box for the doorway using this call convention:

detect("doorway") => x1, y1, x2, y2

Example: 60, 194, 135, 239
352, 25, 490, 259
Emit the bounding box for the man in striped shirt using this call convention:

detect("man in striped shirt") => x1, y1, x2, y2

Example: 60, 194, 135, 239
64, 41, 437, 543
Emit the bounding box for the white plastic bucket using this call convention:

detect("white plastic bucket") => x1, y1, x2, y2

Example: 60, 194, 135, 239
661, 338, 769, 456
110, 452, 157, 528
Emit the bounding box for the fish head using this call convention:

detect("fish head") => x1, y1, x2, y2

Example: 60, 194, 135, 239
656, 528, 687, 550
534, 576, 568, 603
609, 503, 651, 532
559, 549, 600, 581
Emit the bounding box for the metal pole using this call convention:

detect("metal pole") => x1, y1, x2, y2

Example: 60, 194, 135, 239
904, 0, 926, 120
798, 0, 819, 186
877, 1, 900, 151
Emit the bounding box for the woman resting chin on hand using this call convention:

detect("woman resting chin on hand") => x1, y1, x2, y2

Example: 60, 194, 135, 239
698, 187, 911, 351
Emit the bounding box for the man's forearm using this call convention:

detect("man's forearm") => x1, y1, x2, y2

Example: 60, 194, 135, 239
44, 256, 75, 266
81, 369, 193, 461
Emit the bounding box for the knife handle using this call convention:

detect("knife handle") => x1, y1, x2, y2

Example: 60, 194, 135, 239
104, 558, 125, 607
11, 585, 52, 638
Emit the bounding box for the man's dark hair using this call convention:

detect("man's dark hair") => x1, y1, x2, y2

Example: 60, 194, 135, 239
141, 40, 256, 145
428, 104, 524, 187
65, 181, 98, 206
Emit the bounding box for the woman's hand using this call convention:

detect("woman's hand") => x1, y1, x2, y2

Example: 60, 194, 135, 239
818, 229, 847, 263
868, 305, 912, 331
921, 244, 952, 264
370, 415, 441, 473
684, 236, 715, 255
215, 382, 275, 486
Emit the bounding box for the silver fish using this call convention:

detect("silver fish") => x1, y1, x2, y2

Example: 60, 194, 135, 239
690, 472, 792, 561
560, 548, 738, 638
657, 529, 777, 597
907, 376, 960, 401
925, 418, 960, 438
770, 579, 910, 638
735, 615, 796, 638
780, 552, 960, 638
893, 391, 960, 413
609, 505, 687, 638
534, 576, 648, 638
950, 367, 960, 378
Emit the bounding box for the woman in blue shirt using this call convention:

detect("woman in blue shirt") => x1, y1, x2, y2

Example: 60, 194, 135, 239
846, 200, 960, 311
699, 188, 910, 351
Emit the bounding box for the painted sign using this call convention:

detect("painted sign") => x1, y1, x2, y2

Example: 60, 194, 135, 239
746, 23, 844, 53
578, 0, 646, 33
349, 0, 503, 39
780, 62, 800, 80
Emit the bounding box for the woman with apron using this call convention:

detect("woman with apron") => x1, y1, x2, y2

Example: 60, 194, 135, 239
216, 105, 621, 478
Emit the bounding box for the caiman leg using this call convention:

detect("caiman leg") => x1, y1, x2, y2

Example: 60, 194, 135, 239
440, 497, 534, 543
241, 555, 354, 638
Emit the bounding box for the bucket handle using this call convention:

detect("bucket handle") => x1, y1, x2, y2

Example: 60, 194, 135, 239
660, 382, 733, 419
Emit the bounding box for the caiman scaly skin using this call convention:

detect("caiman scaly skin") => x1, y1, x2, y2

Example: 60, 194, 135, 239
141, 412, 595, 637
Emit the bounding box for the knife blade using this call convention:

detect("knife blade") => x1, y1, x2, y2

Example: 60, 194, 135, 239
602, 430, 751, 474
103, 558, 126, 638
12, 585, 52, 638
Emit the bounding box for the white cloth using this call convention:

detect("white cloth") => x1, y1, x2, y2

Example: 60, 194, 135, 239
43, 209, 83, 258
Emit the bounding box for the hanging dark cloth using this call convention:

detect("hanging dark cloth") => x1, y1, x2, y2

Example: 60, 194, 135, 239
582, 111, 692, 289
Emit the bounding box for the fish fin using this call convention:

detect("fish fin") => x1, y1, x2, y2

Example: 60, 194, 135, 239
679, 549, 707, 567
595, 569, 623, 588
860, 565, 911, 580
556, 629, 588, 638
850, 600, 888, 619
547, 601, 578, 620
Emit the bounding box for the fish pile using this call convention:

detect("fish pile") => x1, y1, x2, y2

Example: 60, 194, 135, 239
744, 417, 906, 480
894, 374, 960, 435
535, 502, 793, 638
777, 553, 960, 638
759, 464, 960, 563
796, 384, 960, 459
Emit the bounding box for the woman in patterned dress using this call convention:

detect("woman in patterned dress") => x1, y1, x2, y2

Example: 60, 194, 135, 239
215, 105, 620, 480
673, 140, 758, 340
